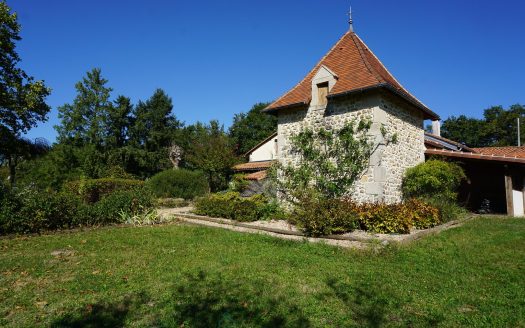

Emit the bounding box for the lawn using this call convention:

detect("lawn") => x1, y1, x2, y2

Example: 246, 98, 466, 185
1, 217, 524, 327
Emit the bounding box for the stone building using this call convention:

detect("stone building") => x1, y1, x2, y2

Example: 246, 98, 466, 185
263, 29, 440, 203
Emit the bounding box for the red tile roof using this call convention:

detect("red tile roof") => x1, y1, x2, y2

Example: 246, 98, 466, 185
472, 146, 525, 159
264, 32, 439, 120
245, 170, 268, 181
426, 148, 525, 165
233, 160, 275, 172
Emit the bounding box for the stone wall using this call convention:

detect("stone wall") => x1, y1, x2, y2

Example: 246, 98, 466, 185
276, 92, 424, 203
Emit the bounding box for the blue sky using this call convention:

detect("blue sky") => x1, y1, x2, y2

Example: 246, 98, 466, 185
10, 0, 525, 143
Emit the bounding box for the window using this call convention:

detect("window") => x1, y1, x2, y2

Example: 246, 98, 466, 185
317, 82, 329, 106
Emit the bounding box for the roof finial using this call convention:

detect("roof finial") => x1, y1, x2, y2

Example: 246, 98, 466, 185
348, 5, 354, 32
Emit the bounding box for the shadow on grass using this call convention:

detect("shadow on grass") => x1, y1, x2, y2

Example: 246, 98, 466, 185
322, 277, 443, 327
50, 292, 150, 328
157, 270, 311, 328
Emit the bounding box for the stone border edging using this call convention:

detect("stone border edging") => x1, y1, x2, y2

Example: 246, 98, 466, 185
171, 211, 476, 244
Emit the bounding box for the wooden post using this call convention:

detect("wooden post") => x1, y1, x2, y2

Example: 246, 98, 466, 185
505, 172, 514, 216
522, 176, 525, 215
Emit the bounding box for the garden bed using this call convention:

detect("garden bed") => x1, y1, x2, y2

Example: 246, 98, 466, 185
159, 207, 474, 247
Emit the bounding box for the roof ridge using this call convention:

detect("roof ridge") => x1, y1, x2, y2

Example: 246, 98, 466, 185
265, 32, 352, 111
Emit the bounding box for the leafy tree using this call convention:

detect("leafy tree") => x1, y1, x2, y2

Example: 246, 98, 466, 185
0, 2, 51, 186
442, 104, 525, 147
275, 120, 376, 203
441, 115, 489, 147
56, 68, 112, 147
16, 143, 83, 190
185, 120, 239, 192
229, 102, 276, 155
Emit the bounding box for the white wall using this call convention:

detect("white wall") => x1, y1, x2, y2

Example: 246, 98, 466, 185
249, 137, 278, 162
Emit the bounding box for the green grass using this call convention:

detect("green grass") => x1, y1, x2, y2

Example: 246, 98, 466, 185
1, 217, 524, 327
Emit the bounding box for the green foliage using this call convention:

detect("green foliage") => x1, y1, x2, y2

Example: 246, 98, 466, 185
146, 169, 208, 200
442, 104, 525, 147
194, 192, 280, 222
289, 197, 359, 237
56, 68, 113, 147
357, 202, 413, 234
277, 120, 375, 202
424, 196, 467, 223
288, 196, 441, 236
407, 198, 442, 229
0, 185, 154, 235
89, 189, 154, 225
402, 160, 466, 202
228, 102, 276, 155
64, 178, 144, 203
184, 121, 239, 192
106, 95, 133, 148
0, 188, 84, 234
358, 199, 440, 234
229, 173, 249, 193
53, 71, 182, 181
118, 208, 160, 226
129, 89, 181, 152
0, 2, 51, 187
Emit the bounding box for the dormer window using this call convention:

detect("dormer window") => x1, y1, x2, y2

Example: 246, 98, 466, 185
317, 82, 329, 106
311, 66, 337, 108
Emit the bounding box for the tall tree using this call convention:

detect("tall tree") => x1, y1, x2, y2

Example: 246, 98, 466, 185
229, 102, 276, 155
0, 2, 51, 186
442, 104, 525, 147
56, 68, 112, 147
130, 89, 181, 151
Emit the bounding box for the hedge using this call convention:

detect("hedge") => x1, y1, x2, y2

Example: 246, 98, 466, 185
63, 178, 144, 203
146, 169, 209, 200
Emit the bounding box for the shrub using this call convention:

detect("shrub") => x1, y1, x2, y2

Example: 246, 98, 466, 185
146, 169, 209, 200
229, 173, 249, 193
289, 197, 359, 237
90, 189, 155, 225
424, 197, 467, 223
286, 197, 441, 236
0, 185, 155, 235
64, 178, 144, 203
402, 160, 466, 201
0, 187, 85, 234
407, 198, 441, 229
118, 209, 160, 226
194, 192, 281, 222
357, 203, 413, 234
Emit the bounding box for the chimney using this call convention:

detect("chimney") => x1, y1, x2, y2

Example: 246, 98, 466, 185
431, 120, 441, 137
